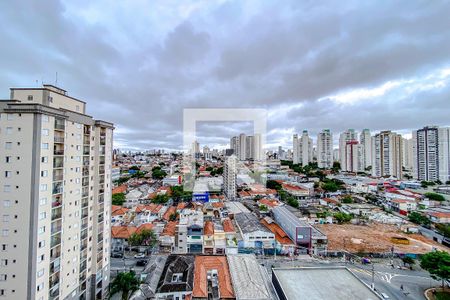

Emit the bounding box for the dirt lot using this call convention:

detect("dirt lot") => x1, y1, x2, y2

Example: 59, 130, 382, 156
316, 223, 449, 254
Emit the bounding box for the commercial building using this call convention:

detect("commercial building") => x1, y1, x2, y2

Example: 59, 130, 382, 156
272, 206, 327, 254
0, 85, 113, 300
372, 130, 403, 179
317, 129, 333, 169
272, 267, 381, 300
234, 213, 275, 250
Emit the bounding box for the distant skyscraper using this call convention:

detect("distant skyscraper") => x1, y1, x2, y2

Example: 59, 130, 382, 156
239, 133, 246, 161
223, 155, 237, 200
339, 129, 357, 171
345, 141, 364, 172
253, 133, 262, 161
293, 134, 299, 164
297, 130, 313, 166
230, 136, 239, 159
0, 85, 113, 299
402, 138, 414, 172
317, 129, 333, 168
360, 129, 372, 170
192, 140, 200, 154
245, 135, 254, 160
413, 126, 450, 182
372, 131, 403, 178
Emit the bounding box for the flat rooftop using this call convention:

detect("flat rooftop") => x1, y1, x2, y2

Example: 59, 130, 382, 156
272, 267, 380, 300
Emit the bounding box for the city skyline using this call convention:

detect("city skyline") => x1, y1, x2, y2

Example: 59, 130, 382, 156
1, 1, 450, 151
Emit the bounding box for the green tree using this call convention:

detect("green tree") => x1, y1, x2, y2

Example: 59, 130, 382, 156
341, 195, 353, 204
129, 229, 158, 250
152, 194, 169, 204
152, 167, 167, 179
334, 212, 352, 224
267, 180, 282, 191
259, 205, 268, 212
169, 212, 179, 221
129, 165, 140, 171
322, 182, 339, 192
286, 197, 299, 208
420, 251, 450, 288
332, 161, 341, 172
425, 192, 445, 202
114, 176, 131, 185
112, 193, 126, 206
109, 271, 140, 300
436, 224, 450, 238
402, 256, 415, 267
408, 212, 431, 226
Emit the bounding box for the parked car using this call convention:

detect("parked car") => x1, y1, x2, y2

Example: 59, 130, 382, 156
361, 257, 371, 264
111, 252, 123, 258
134, 253, 146, 259
136, 260, 147, 266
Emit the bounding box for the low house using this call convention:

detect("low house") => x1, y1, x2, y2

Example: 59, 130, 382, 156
222, 218, 238, 254
111, 226, 137, 252
281, 182, 312, 199
260, 217, 295, 254
160, 221, 178, 253
192, 256, 235, 300
155, 254, 195, 300
111, 205, 130, 225
426, 210, 450, 224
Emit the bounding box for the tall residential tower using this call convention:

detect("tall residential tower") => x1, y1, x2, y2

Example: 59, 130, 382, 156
0, 85, 113, 300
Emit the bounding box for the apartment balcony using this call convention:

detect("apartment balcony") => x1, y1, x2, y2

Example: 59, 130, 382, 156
99, 166, 105, 174
98, 194, 104, 204
82, 166, 89, 176
81, 220, 88, 230
80, 229, 88, 240
50, 246, 61, 262
98, 214, 104, 223
54, 119, 65, 131
97, 253, 103, 263
51, 220, 62, 235
83, 146, 90, 155
81, 197, 88, 208
82, 178, 89, 187
53, 170, 63, 182
82, 187, 89, 198
82, 208, 88, 219
79, 270, 86, 281
49, 287, 60, 300
99, 157, 105, 165
84, 126, 91, 135
80, 240, 88, 251
97, 233, 104, 242
98, 187, 105, 194
54, 145, 64, 156
99, 146, 106, 155
52, 196, 62, 208
51, 233, 61, 248
50, 260, 60, 275
52, 182, 63, 195
80, 260, 87, 273
51, 208, 62, 221
54, 135, 65, 144
53, 157, 64, 169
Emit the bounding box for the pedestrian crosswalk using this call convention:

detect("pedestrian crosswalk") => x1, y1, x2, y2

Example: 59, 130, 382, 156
350, 268, 398, 284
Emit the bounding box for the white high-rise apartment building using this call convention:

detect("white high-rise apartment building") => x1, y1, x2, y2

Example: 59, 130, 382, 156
438, 127, 450, 183
360, 129, 372, 170
223, 155, 237, 200
317, 129, 333, 169
230, 136, 239, 157
253, 133, 262, 161
412, 126, 450, 183
293, 134, 299, 164
402, 138, 415, 172
372, 131, 403, 179
339, 129, 357, 171
345, 141, 364, 172
0, 85, 113, 300
245, 135, 254, 160
239, 133, 246, 161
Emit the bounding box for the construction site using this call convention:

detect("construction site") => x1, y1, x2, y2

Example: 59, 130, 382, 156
316, 223, 449, 254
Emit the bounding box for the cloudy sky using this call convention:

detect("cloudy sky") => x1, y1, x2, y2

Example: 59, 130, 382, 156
1, 0, 450, 151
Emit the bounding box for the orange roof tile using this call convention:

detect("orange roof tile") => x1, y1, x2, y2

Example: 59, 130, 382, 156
260, 218, 294, 245
112, 185, 127, 195
111, 206, 129, 216
222, 218, 235, 233
177, 202, 188, 210
258, 198, 280, 208
192, 256, 235, 299
204, 221, 214, 235
163, 206, 177, 221
136, 223, 154, 233
161, 221, 178, 236
111, 226, 136, 239
212, 202, 224, 208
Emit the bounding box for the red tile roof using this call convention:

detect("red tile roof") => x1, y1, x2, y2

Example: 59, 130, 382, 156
136, 223, 154, 233
204, 221, 214, 235
111, 206, 129, 216
112, 185, 127, 195
163, 206, 177, 221
161, 221, 178, 236
222, 218, 235, 233
258, 198, 280, 208
192, 256, 235, 298
111, 226, 136, 239
260, 218, 294, 245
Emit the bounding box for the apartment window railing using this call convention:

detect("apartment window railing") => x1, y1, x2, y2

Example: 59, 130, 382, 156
54, 136, 65, 143
51, 234, 61, 248
51, 208, 62, 221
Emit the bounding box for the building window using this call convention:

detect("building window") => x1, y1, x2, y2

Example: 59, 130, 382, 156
39, 212, 46, 220
2, 215, 9, 223
5, 143, 12, 150
39, 198, 47, 206
5, 157, 11, 163
42, 115, 49, 122
40, 170, 48, 177
42, 129, 49, 136
38, 227, 45, 235
38, 241, 45, 248
4, 171, 11, 178
3, 186, 11, 193
0, 274, 6, 281
41, 143, 49, 150
37, 269, 44, 278
27, 95, 33, 101
3, 200, 10, 207
5, 127, 12, 135
6, 114, 13, 120
41, 156, 48, 163
2, 230, 9, 237
0, 260, 7, 267
39, 184, 47, 191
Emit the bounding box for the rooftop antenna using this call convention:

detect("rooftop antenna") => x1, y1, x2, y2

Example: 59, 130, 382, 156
55, 72, 58, 86
35, 80, 39, 87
